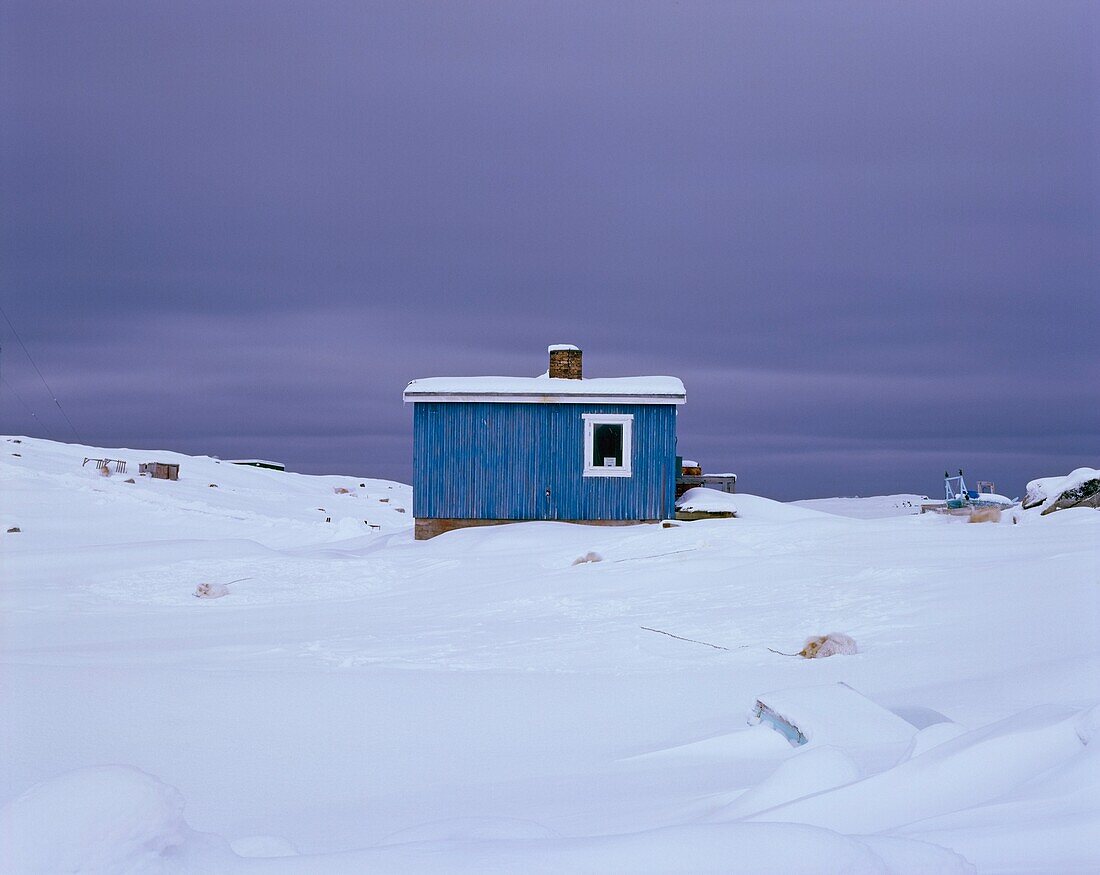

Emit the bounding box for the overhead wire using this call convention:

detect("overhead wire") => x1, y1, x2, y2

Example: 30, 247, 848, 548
0, 375, 58, 440
0, 302, 81, 442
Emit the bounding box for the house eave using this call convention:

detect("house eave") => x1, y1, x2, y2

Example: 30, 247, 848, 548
402, 392, 686, 405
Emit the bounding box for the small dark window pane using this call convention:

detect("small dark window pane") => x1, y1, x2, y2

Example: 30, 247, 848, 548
593, 423, 623, 467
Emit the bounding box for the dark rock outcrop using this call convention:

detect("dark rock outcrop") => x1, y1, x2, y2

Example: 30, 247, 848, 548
1040, 478, 1100, 515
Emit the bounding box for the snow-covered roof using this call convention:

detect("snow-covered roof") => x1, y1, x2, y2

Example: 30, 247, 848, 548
403, 375, 686, 405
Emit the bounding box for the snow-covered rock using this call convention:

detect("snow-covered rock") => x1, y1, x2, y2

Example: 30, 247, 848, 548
799, 633, 858, 658
1023, 467, 1100, 514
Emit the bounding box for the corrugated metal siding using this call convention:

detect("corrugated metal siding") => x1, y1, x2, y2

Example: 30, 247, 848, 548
413, 402, 677, 520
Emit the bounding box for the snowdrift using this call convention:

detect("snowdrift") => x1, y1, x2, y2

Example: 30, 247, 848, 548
1, 765, 978, 874
676, 487, 832, 522
0, 766, 228, 872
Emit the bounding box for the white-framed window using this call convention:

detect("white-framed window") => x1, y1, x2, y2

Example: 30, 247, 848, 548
582, 413, 633, 478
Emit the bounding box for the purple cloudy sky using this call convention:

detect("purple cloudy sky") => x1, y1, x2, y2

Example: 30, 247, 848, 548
2, 1, 1097, 499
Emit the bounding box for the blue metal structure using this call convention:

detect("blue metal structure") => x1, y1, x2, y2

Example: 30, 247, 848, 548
413, 402, 678, 522
944, 469, 1009, 510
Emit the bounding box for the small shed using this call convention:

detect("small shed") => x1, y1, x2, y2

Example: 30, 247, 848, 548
403, 345, 687, 539
139, 462, 179, 481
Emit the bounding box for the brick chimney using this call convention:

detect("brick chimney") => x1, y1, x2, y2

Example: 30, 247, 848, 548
548, 344, 582, 379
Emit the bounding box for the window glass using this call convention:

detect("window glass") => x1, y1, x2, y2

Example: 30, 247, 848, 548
592, 423, 623, 468
582, 413, 632, 477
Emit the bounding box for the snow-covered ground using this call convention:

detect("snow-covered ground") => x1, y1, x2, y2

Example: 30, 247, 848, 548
2, 437, 1098, 873
791, 495, 928, 519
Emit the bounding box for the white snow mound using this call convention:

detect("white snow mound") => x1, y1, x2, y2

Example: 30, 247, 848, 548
0, 765, 198, 872
677, 488, 832, 522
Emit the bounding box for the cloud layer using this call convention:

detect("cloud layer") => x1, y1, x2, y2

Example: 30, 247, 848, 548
2, 1, 1097, 498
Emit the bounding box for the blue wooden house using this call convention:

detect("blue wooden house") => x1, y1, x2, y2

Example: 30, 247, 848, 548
403, 345, 687, 539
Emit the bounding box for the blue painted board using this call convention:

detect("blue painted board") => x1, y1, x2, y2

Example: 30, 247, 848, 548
412, 402, 677, 520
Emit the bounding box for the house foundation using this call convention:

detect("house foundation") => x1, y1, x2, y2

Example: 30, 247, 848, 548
415, 517, 658, 540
